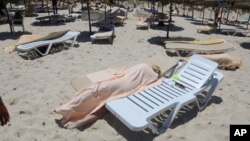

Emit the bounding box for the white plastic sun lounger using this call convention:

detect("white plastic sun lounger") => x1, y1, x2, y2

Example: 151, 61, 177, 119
90, 31, 114, 44
16, 31, 80, 56
106, 55, 224, 135
221, 28, 250, 36
136, 21, 150, 29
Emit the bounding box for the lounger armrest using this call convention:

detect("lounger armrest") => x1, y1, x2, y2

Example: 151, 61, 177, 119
196, 70, 224, 94
162, 61, 184, 78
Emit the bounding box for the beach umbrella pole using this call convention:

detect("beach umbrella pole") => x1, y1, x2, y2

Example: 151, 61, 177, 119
2, 0, 13, 33
87, 0, 92, 34
105, 4, 106, 20
236, 9, 239, 21
183, 0, 185, 16
24, 0, 27, 9
202, 4, 205, 25
191, 3, 194, 19
247, 13, 250, 29
45, 0, 50, 17
9, 0, 12, 8
219, 7, 223, 30
167, 0, 172, 39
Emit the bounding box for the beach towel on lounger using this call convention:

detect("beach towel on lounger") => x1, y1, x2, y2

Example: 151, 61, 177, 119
55, 63, 160, 128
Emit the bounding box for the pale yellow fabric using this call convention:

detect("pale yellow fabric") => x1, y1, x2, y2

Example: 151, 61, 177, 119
191, 39, 224, 45
86, 68, 122, 83
70, 55, 178, 91
71, 69, 120, 92
71, 75, 92, 92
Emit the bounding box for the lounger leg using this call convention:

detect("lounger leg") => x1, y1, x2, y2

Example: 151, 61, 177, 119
196, 78, 219, 111
109, 37, 113, 44
45, 43, 53, 55
22, 24, 25, 32
12, 24, 15, 33
175, 50, 181, 56
35, 43, 53, 56
232, 32, 237, 36
71, 36, 77, 47
34, 48, 43, 56
148, 104, 181, 135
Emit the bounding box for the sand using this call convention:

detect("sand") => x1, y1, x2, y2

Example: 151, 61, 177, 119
0, 3, 250, 141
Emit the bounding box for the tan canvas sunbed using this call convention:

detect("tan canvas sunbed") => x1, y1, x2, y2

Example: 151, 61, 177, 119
165, 41, 235, 56
165, 38, 225, 45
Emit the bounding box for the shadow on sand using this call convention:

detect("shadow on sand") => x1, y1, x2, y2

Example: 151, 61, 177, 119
170, 95, 222, 128
104, 114, 156, 141
31, 21, 66, 26
148, 36, 195, 47
190, 21, 207, 26
104, 95, 222, 140
150, 24, 184, 32
240, 42, 250, 49
148, 36, 167, 46
76, 31, 92, 43
0, 31, 32, 40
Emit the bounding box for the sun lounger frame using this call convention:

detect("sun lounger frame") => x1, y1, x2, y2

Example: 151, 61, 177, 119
106, 55, 224, 135
16, 31, 80, 56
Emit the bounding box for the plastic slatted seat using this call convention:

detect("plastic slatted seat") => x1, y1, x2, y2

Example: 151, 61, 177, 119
106, 55, 224, 135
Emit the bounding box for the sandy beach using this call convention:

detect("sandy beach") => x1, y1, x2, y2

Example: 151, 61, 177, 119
1, 3, 250, 141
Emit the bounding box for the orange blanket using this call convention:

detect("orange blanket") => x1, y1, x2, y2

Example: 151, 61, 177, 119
55, 64, 159, 128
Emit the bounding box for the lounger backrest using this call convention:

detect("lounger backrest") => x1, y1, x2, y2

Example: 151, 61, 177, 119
177, 55, 218, 89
